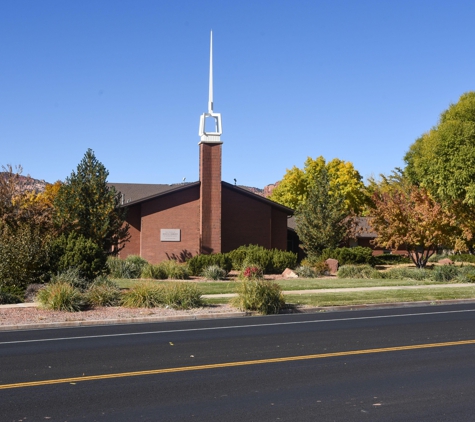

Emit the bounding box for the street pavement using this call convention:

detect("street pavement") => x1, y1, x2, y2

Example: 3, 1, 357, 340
2, 303, 475, 421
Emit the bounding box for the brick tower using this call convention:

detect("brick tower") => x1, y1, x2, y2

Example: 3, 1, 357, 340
199, 31, 223, 254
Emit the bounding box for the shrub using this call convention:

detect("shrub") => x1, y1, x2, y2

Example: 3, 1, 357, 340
51, 268, 89, 291
187, 253, 233, 276
232, 279, 285, 315
428, 254, 450, 263
121, 281, 165, 308
107, 255, 148, 279
456, 265, 475, 283
51, 233, 108, 281
321, 247, 375, 266
227, 245, 297, 274
162, 283, 203, 309
160, 260, 189, 280
382, 267, 432, 281
201, 265, 227, 280
373, 254, 411, 265
337, 264, 381, 279
141, 264, 167, 280
432, 265, 460, 282
295, 265, 317, 278
449, 254, 475, 264
36, 281, 87, 312
0, 286, 24, 304
239, 263, 264, 280
86, 278, 121, 307
0, 224, 50, 290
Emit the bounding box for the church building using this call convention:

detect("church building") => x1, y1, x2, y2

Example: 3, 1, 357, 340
112, 33, 293, 264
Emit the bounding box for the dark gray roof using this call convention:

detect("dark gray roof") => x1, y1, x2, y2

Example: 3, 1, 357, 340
109, 182, 198, 205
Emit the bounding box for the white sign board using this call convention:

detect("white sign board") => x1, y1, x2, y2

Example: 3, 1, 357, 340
160, 229, 181, 242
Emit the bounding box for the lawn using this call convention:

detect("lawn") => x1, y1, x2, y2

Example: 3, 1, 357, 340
114, 277, 450, 295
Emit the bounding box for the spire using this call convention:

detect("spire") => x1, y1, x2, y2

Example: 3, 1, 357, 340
208, 31, 213, 113
199, 31, 222, 144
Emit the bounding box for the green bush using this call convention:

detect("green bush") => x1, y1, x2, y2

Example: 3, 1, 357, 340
432, 265, 460, 282
201, 265, 227, 280
295, 265, 317, 278
86, 278, 121, 307
187, 253, 232, 276
36, 281, 88, 312
456, 265, 475, 283
373, 254, 411, 265
107, 255, 148, 279
0, 286, 24, 304
51, 268, 89, 291
51, 233, 108, 281
321, 247, 375, 266
428, 254, 450, 263
227, 245, 297, 274
337, 264, 381, 279
0, 224, 50, 290
232, 279, 285, 315
383, 267, 432, 281
160, 260, 189, 280
449, 254, 475, 264
121, 281, 165, 308
141, 263, 167, 280
162, 283, 203, 309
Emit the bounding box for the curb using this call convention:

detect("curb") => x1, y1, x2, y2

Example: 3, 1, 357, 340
2, 298, 475, 331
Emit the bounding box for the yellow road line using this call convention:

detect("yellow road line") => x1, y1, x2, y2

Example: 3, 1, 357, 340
2, 339, 475, 390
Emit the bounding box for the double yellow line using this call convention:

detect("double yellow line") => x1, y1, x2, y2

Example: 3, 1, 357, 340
2, 338, 475, 390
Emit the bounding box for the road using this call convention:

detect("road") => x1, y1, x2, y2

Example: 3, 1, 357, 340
2, 304, 475, 421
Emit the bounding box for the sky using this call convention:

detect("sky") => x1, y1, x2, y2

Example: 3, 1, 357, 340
1, 0, 475, 188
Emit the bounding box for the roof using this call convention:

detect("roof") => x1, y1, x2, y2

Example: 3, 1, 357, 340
109, 181, 294, 215
109, 182, 199, 206
222, 181, 294, 215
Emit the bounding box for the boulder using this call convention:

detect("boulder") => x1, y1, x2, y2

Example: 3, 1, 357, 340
282, 268, 299, 278
325, 258, 339, 275
438, 258, 454, 265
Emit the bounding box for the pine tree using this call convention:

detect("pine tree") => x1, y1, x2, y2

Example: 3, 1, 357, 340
295, 168, 354, 258
54, 149, 129, 253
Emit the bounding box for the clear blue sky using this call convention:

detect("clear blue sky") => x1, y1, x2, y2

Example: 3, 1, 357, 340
1, 0, 475, 188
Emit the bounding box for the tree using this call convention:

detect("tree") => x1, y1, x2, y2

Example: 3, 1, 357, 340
54, 149, 129, 253
370, 185, 454, 268
295, 168, 355, 258
270, 156, 367, 213
404, 91, 475, 251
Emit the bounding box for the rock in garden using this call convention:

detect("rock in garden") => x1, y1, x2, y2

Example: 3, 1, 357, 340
325, 258, 339, 275
282, 268, 299, 278
439, 258, 454, 265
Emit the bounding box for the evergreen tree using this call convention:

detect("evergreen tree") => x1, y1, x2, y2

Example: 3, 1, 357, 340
54, 149, 129, 253
295, 168, 354, 258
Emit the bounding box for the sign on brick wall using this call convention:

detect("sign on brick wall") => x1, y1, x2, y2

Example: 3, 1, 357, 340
160, 229, 181, 242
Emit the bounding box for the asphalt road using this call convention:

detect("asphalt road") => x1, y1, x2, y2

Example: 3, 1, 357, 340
2, 304, 475, 421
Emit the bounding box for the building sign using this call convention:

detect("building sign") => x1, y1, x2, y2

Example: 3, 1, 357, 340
160, 229, 181, 242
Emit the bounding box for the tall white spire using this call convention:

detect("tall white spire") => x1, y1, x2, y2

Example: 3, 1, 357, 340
199, 31, 222, 144
208, 31, 213, 113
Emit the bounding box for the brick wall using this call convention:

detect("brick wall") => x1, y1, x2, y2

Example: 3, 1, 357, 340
140, 185, 200, 263
199, 142, 222, 254
120, 204, 141, 258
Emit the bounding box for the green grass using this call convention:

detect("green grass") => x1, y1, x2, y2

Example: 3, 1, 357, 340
284, 286, 475, 307
113, 277, 444, 295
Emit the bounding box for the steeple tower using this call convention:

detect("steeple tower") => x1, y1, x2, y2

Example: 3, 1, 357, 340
199, 31, 222, 254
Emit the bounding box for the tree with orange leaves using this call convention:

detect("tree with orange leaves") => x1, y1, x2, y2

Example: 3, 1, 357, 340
370, 186, 454, 268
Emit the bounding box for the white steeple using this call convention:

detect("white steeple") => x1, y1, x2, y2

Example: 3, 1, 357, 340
199, 31, 222, 144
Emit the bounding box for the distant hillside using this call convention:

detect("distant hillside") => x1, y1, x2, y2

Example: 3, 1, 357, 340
240, 182, 279, 198
0, 172, 48, 193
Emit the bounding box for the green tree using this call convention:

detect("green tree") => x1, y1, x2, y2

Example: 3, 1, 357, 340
295, 168, 355, 258
404, 91, 475, 251
270, 156, 367, 213
54, 149, 129, 253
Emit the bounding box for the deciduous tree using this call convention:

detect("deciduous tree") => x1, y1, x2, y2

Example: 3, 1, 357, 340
370, 186, 454, 268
